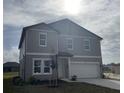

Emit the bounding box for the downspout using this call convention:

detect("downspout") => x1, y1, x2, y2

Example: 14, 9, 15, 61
55, 34, 59, 86
55, 54, 58, 86
100, 40, 103, 78
24, 31, 26, 81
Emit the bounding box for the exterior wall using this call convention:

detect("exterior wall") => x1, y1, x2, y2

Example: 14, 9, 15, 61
19, 59, 24, 79
19, 20, 103, 80
19, 36, 25, 79
49, 19, 101, 39
49, 19, 102, 57
111, 66, 120, 74
19, 28, 58, 81
19, 39, 25, 60
70, 57, 102, 63
3, 67, 19, 72
24, 54, 56, 81
57, 57, 69, 79
26, 29, 58, 54
58, 35, 102, 57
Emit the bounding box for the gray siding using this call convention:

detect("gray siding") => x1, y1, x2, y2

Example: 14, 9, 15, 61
49, 19, 102, 57
70, 57, 102, 63
26, 29, 58, 54
24, 55, 56, 81
19, 38, 25, 60
58, 57, 69, 78
24, 19, 102, 57
49, 19, 101, 40
19, 59, 24, 79
58, 35, 102, 56
19, 37, 25, 79
19, 19, 103, 80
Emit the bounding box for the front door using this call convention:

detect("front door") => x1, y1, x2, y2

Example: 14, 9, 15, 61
58, 57, 69, 79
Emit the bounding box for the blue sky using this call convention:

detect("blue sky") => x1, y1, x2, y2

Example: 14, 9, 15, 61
3, 0, 120, 64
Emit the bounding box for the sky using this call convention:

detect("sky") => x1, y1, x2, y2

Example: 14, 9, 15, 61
3, 0, 120, 64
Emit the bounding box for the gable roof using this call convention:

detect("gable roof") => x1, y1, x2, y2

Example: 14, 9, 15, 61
18, 18, 102, 49
18, 23, 58, 49
48, 18, 102, 39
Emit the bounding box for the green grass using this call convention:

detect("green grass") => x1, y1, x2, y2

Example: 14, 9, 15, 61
3, 72, 18, 79
3, 72, 120, 93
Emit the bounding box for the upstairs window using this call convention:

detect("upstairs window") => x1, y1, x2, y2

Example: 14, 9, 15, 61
84, 39, 90, 50
67, 38, 73, 50
39, 33, 47, 47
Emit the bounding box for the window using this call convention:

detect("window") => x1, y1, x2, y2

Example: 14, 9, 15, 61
39, 33, 47, 47
67, 38, 73, 50
84, 39, 90, 50
43, 60, 51, 73
33, 58, 52, 75
33, 60, 41, 74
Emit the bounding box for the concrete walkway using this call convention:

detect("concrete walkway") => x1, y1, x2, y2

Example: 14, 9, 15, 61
62, 79, 120, 90
78, 79, 120, 90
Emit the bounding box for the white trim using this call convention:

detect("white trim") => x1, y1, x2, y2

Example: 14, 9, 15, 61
26, 53, 101, 58
43, 59, 52, 74
66, 38, 73, 50
59, 34, 92, 39
83, 38, 91, 51
39, 32, 47, 47
58, 57, 70, 79
26, 52, 56, 56
68, 57, 71, 79
32, 58, 52, 75
58, 56, 70, 58
74, 55, 101, 58
70, 62, 100, 64
32, 58, 42, 75
29, 29, 56, 33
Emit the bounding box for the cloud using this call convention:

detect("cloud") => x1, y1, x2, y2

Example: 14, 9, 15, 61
3, 47, 19, 63
3, 25, 21, 50
3, 0, 66, 27
3, 0, 120, 64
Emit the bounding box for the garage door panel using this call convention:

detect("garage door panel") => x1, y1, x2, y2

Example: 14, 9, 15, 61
70, 62, 100, 78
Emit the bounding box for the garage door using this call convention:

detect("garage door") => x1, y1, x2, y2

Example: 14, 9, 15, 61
70, 62, 100, 78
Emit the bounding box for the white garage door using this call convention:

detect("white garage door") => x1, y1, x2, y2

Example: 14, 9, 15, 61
70, 62, 100, 78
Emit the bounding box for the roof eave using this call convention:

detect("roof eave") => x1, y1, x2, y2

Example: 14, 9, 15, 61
18, 27, 27, 49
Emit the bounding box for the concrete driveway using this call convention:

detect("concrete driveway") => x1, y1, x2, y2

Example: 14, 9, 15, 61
77, 79, 120, 90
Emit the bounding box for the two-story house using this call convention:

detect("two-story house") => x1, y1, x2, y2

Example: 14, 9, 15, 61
18, 18, 103, 81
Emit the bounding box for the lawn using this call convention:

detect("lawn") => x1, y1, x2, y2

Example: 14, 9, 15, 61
3, 72, 18, 79
3, 72, 120, 93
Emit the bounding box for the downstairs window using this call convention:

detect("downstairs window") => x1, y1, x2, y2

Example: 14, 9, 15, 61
33, 58, 52, 75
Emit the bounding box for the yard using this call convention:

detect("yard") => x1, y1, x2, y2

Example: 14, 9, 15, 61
3, 72, 119, 93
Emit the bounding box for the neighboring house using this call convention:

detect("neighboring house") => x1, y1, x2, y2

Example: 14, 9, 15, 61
111, 63, 120, 74
102, 64, 111, 73
103, 63, 120, 74
18, 18, 103, 81
3, 62, 19, 72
